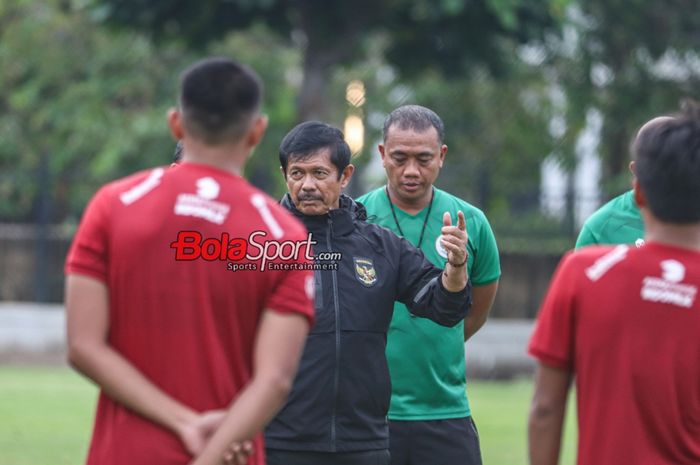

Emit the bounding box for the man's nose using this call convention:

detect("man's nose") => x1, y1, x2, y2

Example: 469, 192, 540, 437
404, 159, 420, 176
301, 175, 317, 190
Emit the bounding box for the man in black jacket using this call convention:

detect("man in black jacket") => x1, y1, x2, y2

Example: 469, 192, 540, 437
242, 121, 471, 465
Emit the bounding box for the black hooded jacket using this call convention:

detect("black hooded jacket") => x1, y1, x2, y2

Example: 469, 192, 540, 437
265, 194, 472, 452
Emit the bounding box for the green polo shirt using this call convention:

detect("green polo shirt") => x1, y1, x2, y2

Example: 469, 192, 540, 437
357, 187, 501, 420
576, 190, 645, 249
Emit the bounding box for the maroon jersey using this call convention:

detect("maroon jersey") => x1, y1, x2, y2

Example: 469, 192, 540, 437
529, 243, 700, 465
66, 162, 315, 465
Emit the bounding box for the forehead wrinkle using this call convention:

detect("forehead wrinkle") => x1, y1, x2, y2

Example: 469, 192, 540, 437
388, 145, 437, 157
386, 125, 441, 145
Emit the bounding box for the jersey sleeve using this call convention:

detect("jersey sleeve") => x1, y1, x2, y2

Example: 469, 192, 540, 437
528, 251, 579, 370
469, 211, 501, 286
65, 187, 112, 282
263, 220, 315, 326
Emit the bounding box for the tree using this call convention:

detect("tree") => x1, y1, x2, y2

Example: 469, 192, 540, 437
89, 0, 566, 120
551, 0, 700, 195
0, 1, 311, 220
0, 0, 188, 222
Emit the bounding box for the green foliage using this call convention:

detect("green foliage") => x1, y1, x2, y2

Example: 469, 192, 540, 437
207, 25, 302, 199
88, 0, 290, 48
402, 60, 558, 223
90, 0, 567, 121
0, 2, 307, 220
0, 0, 189, 221
551, 0, 700, 194
11, 0, 700, 256
384, 0, 565, 78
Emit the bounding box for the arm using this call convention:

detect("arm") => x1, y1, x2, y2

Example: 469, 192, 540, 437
395, 211, 471, 327
528, 363, 572, 465
464, 281, 499, 341
191, 309, 310, 465
65, 274, 217, 454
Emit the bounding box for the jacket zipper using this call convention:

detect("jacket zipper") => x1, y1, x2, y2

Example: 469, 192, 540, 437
328, 216, 340, 451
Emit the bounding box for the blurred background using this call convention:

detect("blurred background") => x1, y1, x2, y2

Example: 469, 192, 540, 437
1, 0, 698, 463
3, 0, 700, 307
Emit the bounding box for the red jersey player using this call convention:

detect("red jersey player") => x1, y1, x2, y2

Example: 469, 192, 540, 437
65, 58, 314, 465
528, 101, 700, 465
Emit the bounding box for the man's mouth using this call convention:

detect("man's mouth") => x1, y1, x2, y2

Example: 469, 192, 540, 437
401, 183, 421, 192
298, 194, 323, 203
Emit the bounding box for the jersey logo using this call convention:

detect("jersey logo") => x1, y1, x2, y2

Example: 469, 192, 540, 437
435, 235, 448, 259
641, 259, 696, 308
174, 177, 230, 224
196, 177, 220, 200
635, 238, 645, 248
661, 259, 685, 283
585, 245, 629, 281
353, 257, 377, 287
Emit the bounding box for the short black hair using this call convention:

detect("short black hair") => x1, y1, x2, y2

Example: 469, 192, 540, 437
633, 99, 700, 223
179, 57, 262, 144
383, 105, 445, 144
279, 121, 351, 179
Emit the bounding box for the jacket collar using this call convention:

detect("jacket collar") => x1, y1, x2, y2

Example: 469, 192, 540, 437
280, 193, 363, 237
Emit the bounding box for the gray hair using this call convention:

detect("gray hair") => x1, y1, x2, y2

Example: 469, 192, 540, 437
382, 105, 445, 144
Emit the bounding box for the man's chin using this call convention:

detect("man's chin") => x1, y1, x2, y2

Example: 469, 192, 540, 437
297, 203, 327, 216
398, 187, 424, 200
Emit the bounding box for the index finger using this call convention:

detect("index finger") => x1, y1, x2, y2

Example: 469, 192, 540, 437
457, 210, 466, 232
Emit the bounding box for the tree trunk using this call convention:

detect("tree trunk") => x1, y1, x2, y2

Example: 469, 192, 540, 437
298, 53, 331, 121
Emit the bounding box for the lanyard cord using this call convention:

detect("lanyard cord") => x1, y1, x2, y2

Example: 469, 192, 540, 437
385, 186, 435, 249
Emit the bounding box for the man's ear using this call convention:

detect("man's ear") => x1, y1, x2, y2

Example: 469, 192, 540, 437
633, 178, 646, 209
167, 108, 185, 140
439, 144, 448, 168
629, 161, 636, 177
378, 143, 386, 165
341, 164, 355, 189
246, 115, 268, 148
279, 165, 287, 180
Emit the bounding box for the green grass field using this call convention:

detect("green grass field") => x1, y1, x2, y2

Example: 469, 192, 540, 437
0, 366, 577, 465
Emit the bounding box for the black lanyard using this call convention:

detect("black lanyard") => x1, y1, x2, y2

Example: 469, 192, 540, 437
385, 186, 435, 249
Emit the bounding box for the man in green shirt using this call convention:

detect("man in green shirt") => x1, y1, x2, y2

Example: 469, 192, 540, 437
357, 105, 500, 465
575, 189, 644, 248
575, 116, 674, 249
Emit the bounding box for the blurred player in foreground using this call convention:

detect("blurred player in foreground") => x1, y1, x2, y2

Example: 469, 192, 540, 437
65, 57, 314, 465
528, 100, 700, 465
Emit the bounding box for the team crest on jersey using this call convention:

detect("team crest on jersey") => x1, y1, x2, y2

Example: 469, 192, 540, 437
435, 235, 448, 259
354, 257, 377, 287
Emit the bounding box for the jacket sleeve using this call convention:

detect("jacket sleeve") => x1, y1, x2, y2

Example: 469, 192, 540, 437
394, 235, 472, 327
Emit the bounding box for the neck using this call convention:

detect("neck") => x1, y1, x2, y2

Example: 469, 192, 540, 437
643, 213, 700, 251
386, 184, 432, 215
181, 139, 248, 176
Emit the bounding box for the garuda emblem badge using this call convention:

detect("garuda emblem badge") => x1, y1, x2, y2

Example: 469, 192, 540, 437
353, 257, 377, 287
